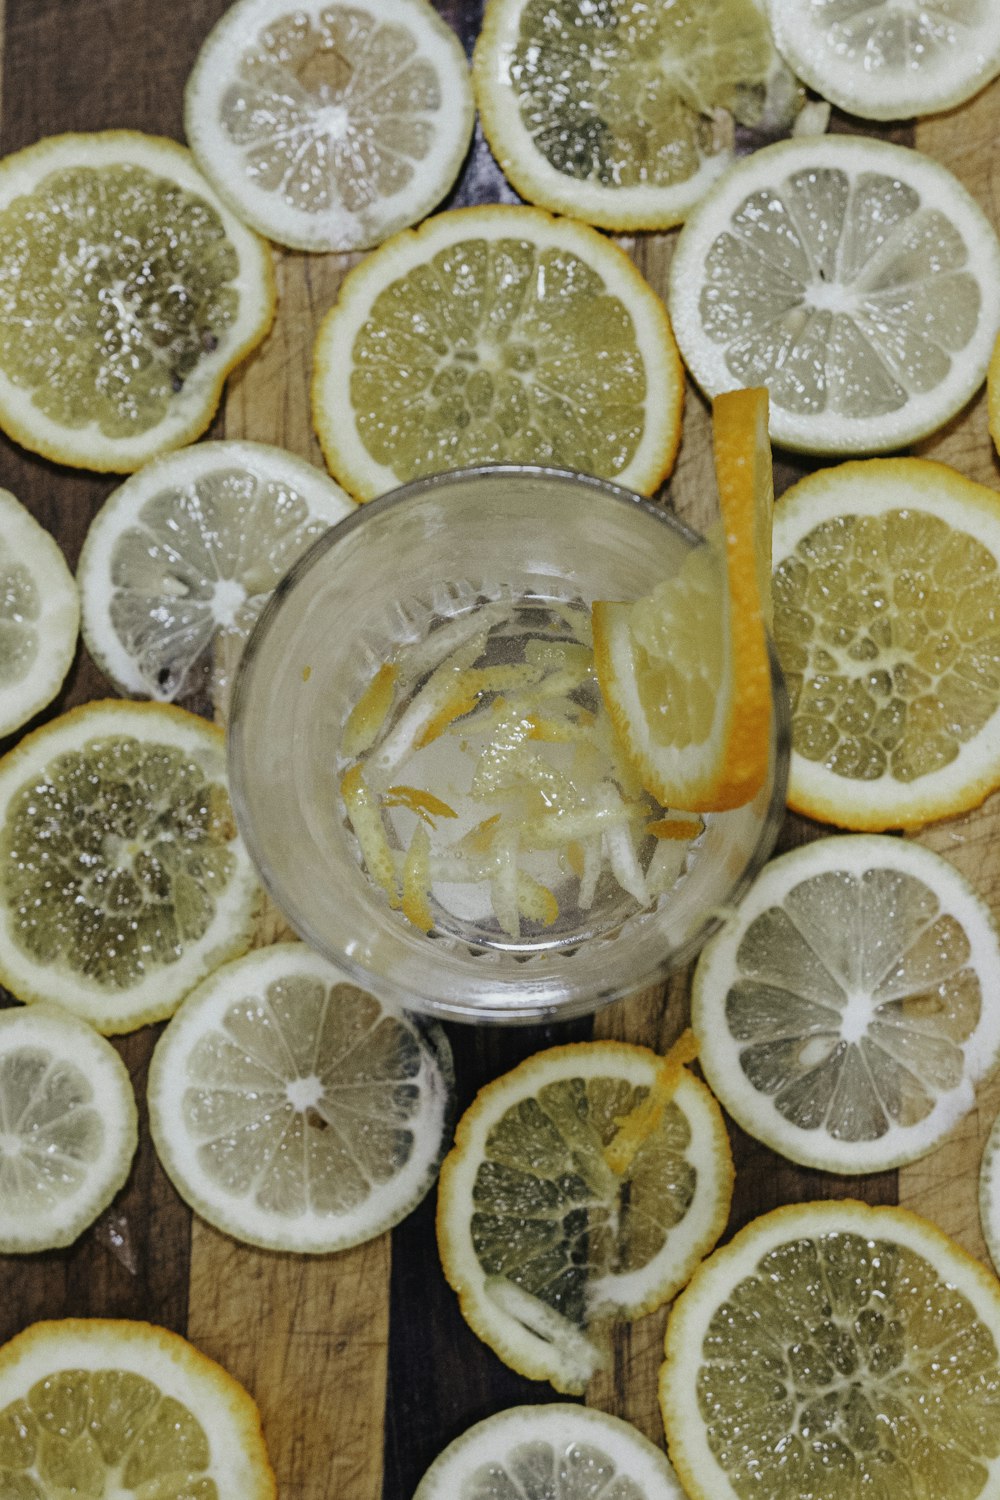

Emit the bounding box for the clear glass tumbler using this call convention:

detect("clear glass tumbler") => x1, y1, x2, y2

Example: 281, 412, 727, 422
228, 465, 789, 1023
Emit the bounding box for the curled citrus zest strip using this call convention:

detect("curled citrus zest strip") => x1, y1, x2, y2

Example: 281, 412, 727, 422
415, 689, 480, 748
340, 763, 400, 907
342, 662, 398, 758
402, 824, 434, 932
384, 785, 458, 825
603, 1031, 700, 1175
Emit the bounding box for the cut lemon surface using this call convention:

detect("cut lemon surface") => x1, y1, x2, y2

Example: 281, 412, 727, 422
669, 135, 1000, 454
766, 0, 1000, 122
78, 441, 354, 713
0, 131, 274, 473
0, 487, 78, 740
413, 1402, 686, 1500
692, 835, 1000, 1175
0, 1005, 138, 1254
148, 943, 453, 1253
311, 204, 684, 500
661, 1199, 1000, 1500
0, 1318, 275, 1499
772, 457, 1000, 830
0, 700, 259, 1034
185, 0, 475, 252
436, 1036, 733, 1394
593, 386, 773, 812
473, 0, 803, 231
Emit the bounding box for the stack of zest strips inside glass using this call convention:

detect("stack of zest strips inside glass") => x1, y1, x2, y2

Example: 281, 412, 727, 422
338, 602, 703, 941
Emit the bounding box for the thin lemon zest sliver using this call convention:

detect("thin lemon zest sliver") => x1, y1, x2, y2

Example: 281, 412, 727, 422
603, 1030, 700, 1176
516, 871, 560, 926
342, 662, 398, 758
647, 815, 704, 841
384, 784, 458, 824
340, 763, 400, 907
402, 824, 434, 932
414, 689, 480, 748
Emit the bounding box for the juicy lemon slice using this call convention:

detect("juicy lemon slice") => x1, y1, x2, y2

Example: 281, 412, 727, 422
772, 456, 1000, 830
413, 1403, 686, 1500
0, 1318, 275, 1499
0, 1005, 138, 1254
0, 487, 78, 739
989, 332, 1000, 456
473, 0, 803, 231
0, 131, 275, 473
593, 387, 773, 812
669, 135, 1000, 454
311, 203, 684, 500
148, 943, 454, 1253
692, 835, 1000, 1175
436, 1036, 733, 1394
765, 0, 1000, 122
77, 440, 354, 712
185, 0, 475, 252
0, 700, 259, 1034
661, 1200, 1000, 1500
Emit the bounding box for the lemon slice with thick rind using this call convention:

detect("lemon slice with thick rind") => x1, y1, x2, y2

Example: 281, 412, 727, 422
0, 131, 275, 473
78, 441, 354, 711
474, 0, 804, 231
413, 1403, 687, 1500
0, 1005, 138, 1254
661, 1200, 1000, 1500
692, 835, 1000, 1175
0, 487, 78, 740
0, 700, 260, 1034
0, 1319, 275, 1499
311, 203, 684, 501
148, 943, 454, 1253
436, 1036, 733, 1394
185, 0, 475, 253
669, 135, 1000, 455
766, 0, 1000, 122
772, 456, 1000, 831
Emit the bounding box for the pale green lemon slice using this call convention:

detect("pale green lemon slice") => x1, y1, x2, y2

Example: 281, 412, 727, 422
148, 943, 453, 1253
185, 0, 475, 252
0, 487, 78, 740
78, 441, 354, 711
979, 1108, 1000, 1279
0, 1319, 275, 1499
0, 1005, 138, 1254
669, 135, 1000, 454
0, 700, 259, 1034
0, 131, 274, 472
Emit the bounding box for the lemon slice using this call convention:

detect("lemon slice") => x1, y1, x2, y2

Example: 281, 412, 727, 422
185, 0, 475, 252
148, 943, 453, 1253
669, 135, 1000, 455
661, 1199, 1000, 1500
473, 0, 803, 231
772, 457, 1000, 831
593, 387, 773, 812
311, 203, 684, 500
692, 835, 1000, 1175
0, 700, 259, 1034
0, 1318, 275, 1499
765, 0, 1000, 122
0, 131, 275, 473
436, 1036, 733, 1394
0, 487, 78, 739
0, 1005, 138, 1254
979, 1108, 1000, 1279
989, 332, 1000, 456
413, 1403, 686, 1500
78, 441, 354, 710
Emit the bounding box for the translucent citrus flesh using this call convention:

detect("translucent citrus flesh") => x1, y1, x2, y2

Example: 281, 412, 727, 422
0, 558, 41, 698
0, 1046, 107, 1214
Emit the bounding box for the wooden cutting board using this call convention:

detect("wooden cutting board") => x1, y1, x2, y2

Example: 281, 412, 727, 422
1, 3, 999, 1496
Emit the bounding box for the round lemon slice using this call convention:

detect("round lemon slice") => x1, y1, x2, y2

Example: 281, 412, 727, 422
692, 835, 1000, 1175
436, 1036, 733, 1394
669, 135, 1000, 455
765, 0, 1000, 122
0, 487, 78, 739
661, 1199, 1000, 1500
0, 1005, 138, 1254
148, 943, 454, 1253
0, 700, 260, 1034
311, 203, 684, 500
0, 131, 275, 473
0, 1318, 275, 1499
414, 1403, 686, 1499
185, 0, 475, 252
772, 457, 1000, 831
78, 441, 354, 710
473, 0, 803, 231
